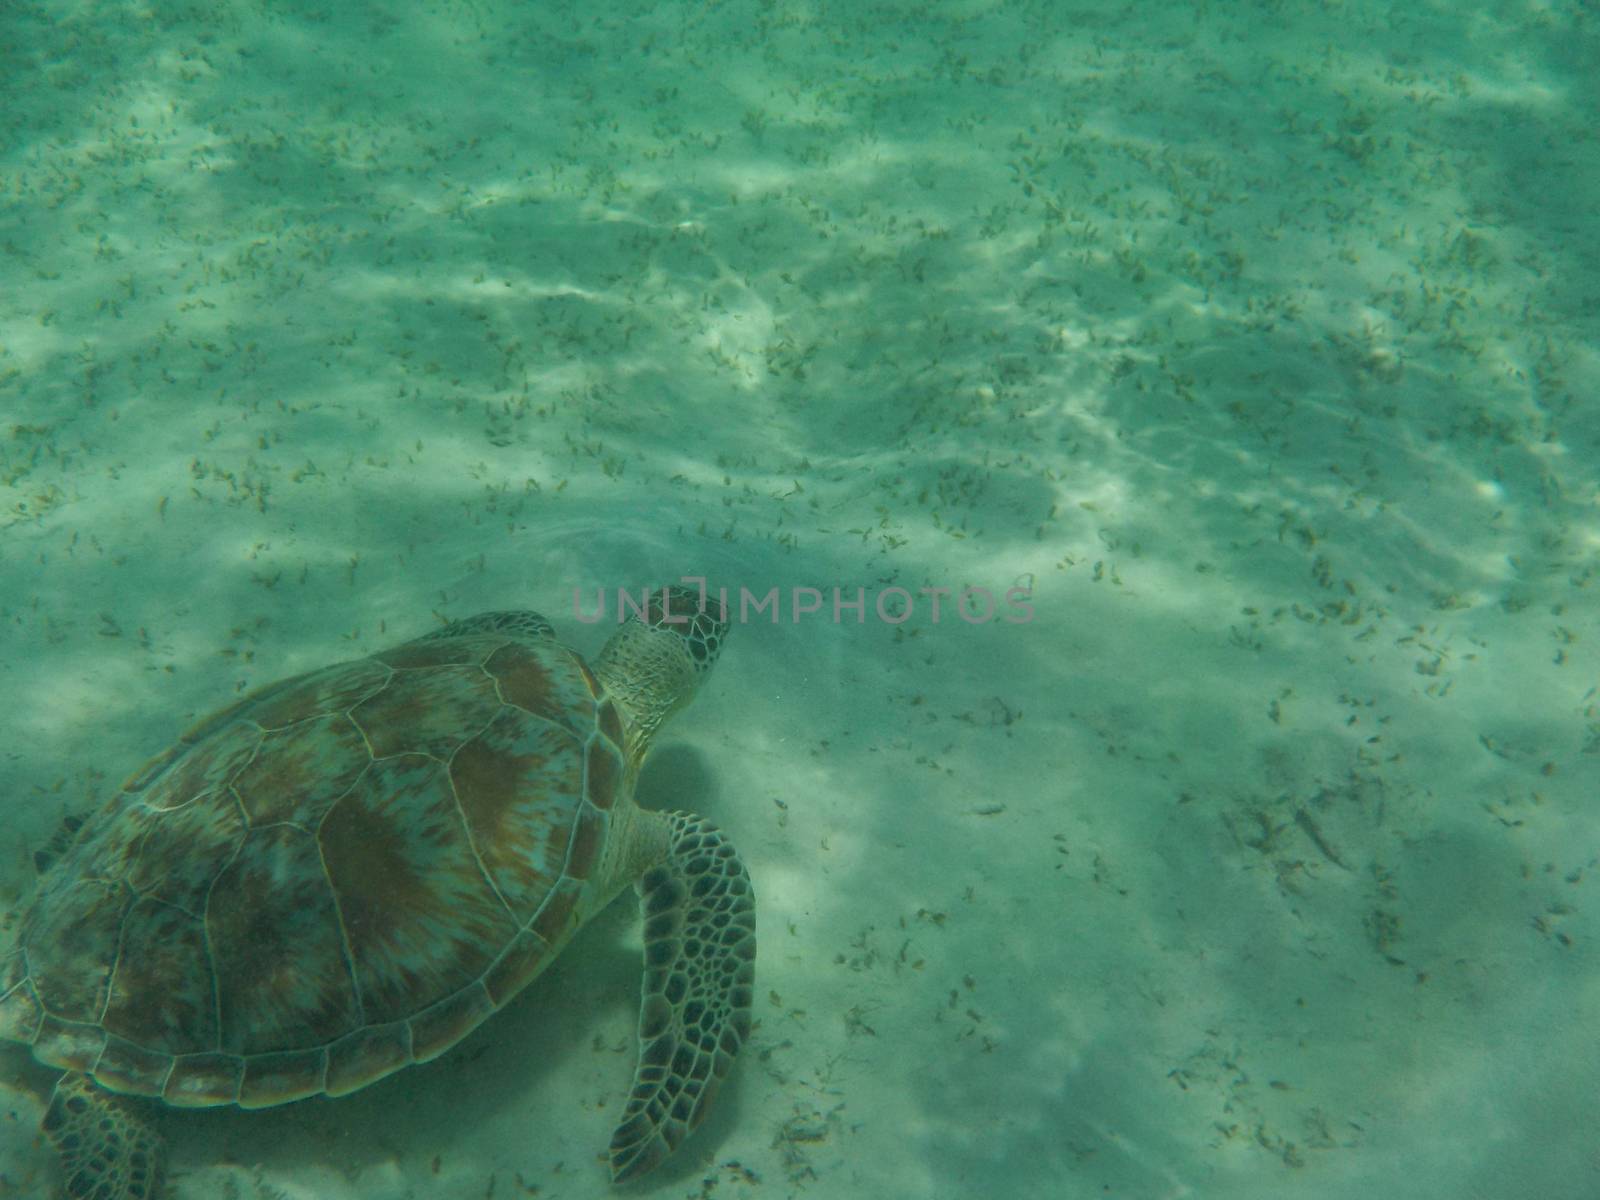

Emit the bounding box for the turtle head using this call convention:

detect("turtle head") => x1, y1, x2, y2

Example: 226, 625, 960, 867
594, 585, 729, 766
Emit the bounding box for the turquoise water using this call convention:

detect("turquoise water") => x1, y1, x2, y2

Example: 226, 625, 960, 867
2, 1, 1597, 1197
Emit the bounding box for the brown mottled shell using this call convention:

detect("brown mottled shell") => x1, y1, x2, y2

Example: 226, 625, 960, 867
0, 632, 630, 1109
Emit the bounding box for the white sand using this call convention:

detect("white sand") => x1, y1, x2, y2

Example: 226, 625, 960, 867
3, 1, 1597, 1198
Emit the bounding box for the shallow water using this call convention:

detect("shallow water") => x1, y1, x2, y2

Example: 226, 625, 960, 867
2, 2, 1597, 1198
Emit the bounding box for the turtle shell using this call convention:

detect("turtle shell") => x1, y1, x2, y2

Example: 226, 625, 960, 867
0, 631, 630, 1109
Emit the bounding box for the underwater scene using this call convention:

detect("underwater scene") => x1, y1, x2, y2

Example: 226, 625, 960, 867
2, 1, 1597, 1198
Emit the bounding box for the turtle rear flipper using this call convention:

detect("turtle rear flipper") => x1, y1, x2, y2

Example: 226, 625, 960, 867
608, 812, 756, 1182
42, 1072, 164, 1200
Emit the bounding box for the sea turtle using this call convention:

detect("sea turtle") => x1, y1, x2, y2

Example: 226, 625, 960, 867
0, 586, 755, 1198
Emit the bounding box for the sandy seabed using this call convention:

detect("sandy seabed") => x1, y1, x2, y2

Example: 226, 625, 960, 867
2, 2, 1597, 1198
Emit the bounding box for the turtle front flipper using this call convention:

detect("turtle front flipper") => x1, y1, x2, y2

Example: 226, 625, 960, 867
609, 813, 756, 1182
42, 1072, 163, 1200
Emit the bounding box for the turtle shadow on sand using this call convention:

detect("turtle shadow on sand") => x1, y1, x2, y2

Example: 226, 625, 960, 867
159, 923, 630, 1186
2, 937, 609, 1189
